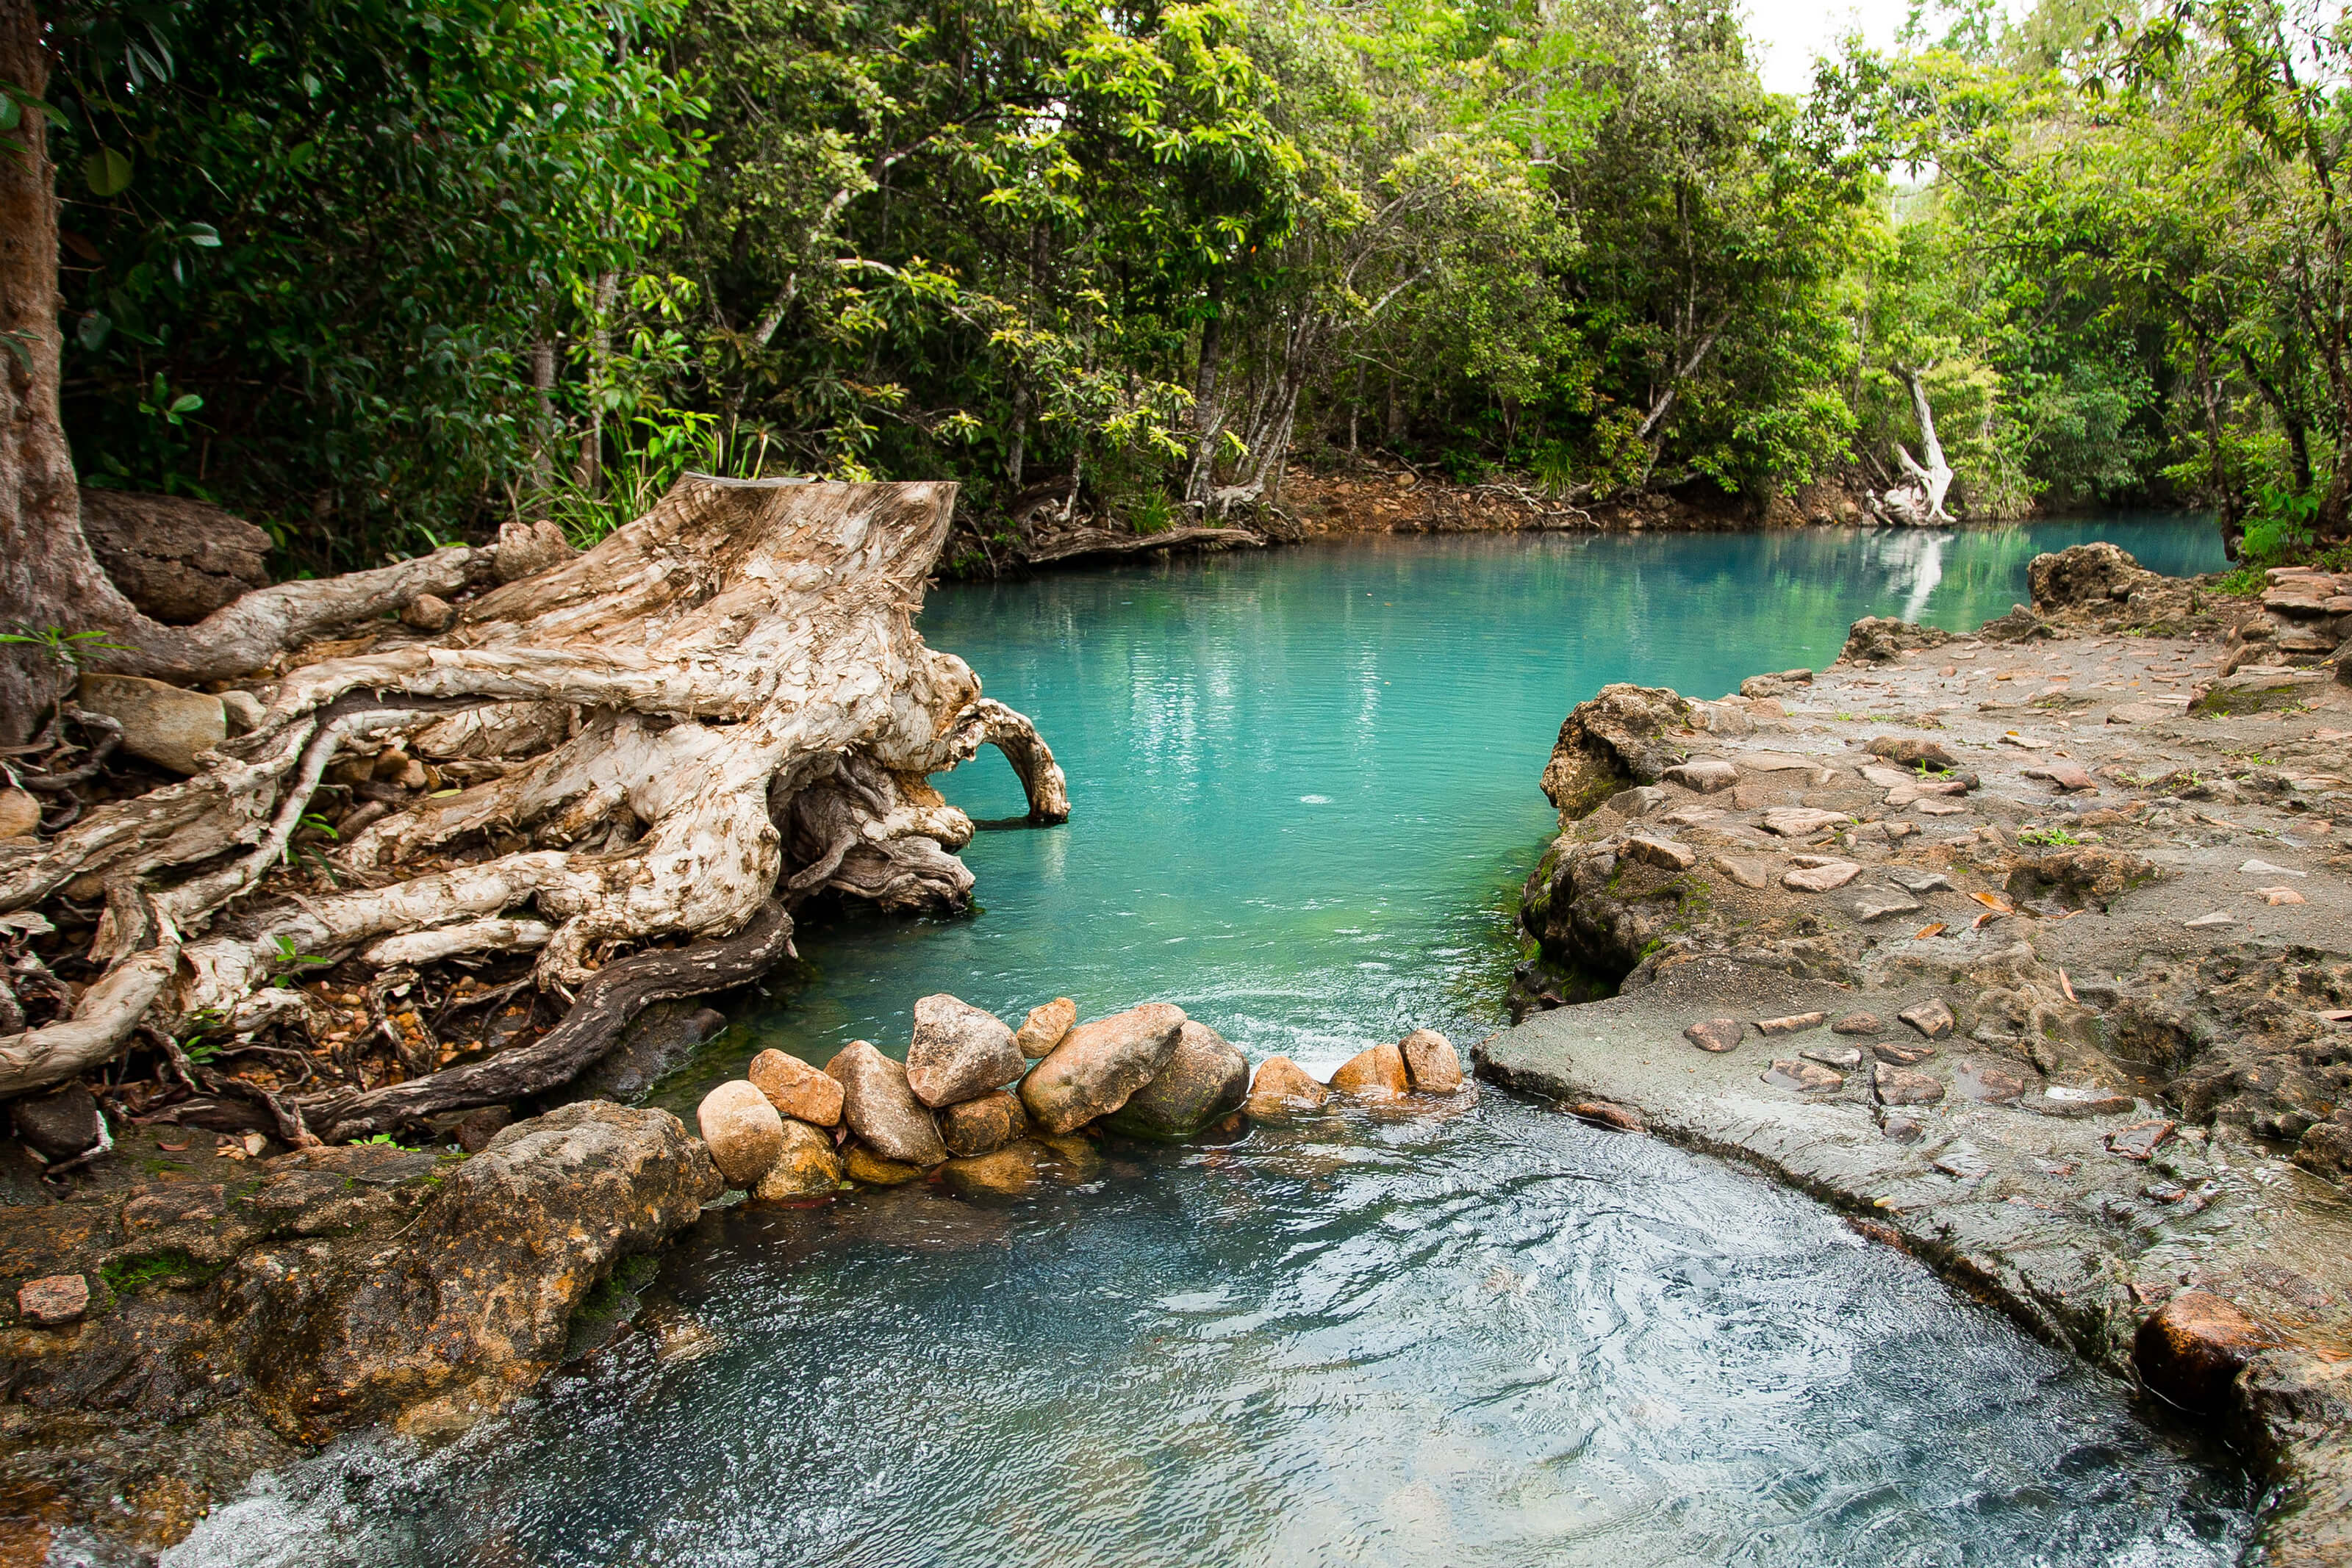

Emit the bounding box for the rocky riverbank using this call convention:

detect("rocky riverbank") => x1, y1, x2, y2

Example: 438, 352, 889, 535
944, 459, 1891, 573
1482, 544, 2352, 1564
0, 1001, 1466, 1561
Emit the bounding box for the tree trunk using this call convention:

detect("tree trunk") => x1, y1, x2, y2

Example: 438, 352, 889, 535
528, 337, 558, 516
573, 272, 617, 495
1183, 283, 1227, 506
0, 0, 152, 744
1006, 378, 1028, 495
1889, 363, 1956, 525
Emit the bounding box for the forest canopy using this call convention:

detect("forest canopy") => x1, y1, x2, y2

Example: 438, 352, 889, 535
18, 0, 2352, 569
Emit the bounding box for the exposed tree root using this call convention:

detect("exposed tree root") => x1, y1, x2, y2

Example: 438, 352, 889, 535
308, 899, 795, 1141
0, 478, 1066, 1130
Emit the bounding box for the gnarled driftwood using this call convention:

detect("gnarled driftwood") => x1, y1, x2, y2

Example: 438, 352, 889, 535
0, 477, 1066, 1132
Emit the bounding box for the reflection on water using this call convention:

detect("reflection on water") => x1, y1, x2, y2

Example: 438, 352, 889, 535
172, 1101, 2251, 1567
171, 517, 2248, 1567
710, 516, 2223, 1088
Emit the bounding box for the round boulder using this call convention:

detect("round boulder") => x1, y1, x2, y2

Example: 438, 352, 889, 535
1329, 1041, 1409, 1099
696, 1080, 784, 1189
1242, 1057, 1328, 1121
825, 1040, 949, 1165
1398, 1029, 1463, 1093
1104, 1021, 1248, 1140
1020, 1002, 1186, 1135
906, 994, 1023, 1108
10, 1082, 107, 1162
941, 1090, 1028, 1158
753, 1119, 842, 1200
748, 1048, 845, 1127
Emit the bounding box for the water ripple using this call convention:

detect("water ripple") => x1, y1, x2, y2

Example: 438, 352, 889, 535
172, 1098, 2249, 1568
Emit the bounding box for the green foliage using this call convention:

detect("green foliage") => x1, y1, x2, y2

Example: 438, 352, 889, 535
0, 625, 132, 672
47, 0, 705, 570
2017, 824, 2083, 846
267, 934, 333, 987
35, 0, 2344, 550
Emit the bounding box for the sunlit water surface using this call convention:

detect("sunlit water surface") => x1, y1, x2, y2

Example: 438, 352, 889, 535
172, 519, 2253, 1567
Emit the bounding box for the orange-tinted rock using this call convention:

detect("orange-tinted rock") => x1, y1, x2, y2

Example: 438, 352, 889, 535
1242, 1057, 1328, 1121
696, 1079, 784, 1188
940, 1090, 1028, 1157
747, 1049, 845, 1127
752, 1119, 842, 1199
1014, 997, 1078, 1058
1398, 1029, 1464, 1093
1328, 1041, 1408, 1099
842, 1143, 925, 1186
2134, 1291, 2275, 1415
1020, 1003, 1186, 1134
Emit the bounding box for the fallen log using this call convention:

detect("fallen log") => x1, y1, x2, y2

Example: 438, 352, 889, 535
1024, 524, 1263, 564
0, 477, 1068, 1126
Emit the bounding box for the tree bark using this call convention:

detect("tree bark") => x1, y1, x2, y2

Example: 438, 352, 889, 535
0, 0, 150, 743
573, 271, 618, 495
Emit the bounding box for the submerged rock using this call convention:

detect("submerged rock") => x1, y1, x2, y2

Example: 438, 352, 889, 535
223, 1101, 720, 1440
941, 1090, 1029, 1157
1329, 1041, 1409, 1099
827, 1041, 950, 1165
1567, 1100, 1646, 1132
1763, 1060, 1844, 1093
906, 994, 1023, 1108
1242, 1056, 1328, 1121
1021, 1002, 1186, 1134
1015, 997, 1078, 1058
748, 1048, 845, 1127
843, 1143, 926, 1186
753, 1119, 842, 1199
697, 1080, 785, 1189
2134, 1291, 2277, 1417
1872, 1064, 1945, 1105
1399, 1029, 1464, 1093
942, 1142, 1048, 1198
1104, 1021, 1248, 1138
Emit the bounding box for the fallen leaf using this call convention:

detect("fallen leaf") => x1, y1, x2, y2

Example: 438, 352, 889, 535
2059, 969, 2077, 1003
1972, 910, 2004, 929
1912, 922, 1946, 939
156, 1141, 187, 1152
1970, 891, 2016, 913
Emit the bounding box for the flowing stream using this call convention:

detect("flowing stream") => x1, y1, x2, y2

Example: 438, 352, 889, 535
175, 519, 2257, 1567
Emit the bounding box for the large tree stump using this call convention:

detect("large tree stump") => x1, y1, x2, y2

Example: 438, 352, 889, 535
0, 477, 1068, 1132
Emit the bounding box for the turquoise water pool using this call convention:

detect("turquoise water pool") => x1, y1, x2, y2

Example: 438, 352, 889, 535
171, 517, 2254, 1568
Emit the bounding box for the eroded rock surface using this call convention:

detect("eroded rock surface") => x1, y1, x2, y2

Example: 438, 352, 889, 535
0, 1104, 719, 1553
1494, 555, 2352, 1561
